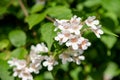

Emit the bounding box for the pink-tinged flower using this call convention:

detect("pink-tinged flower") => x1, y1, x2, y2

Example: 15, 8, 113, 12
85, 16, 99, 29
8, 58, 18, 67
29, 61, 42, 74
55, 31, 73, 44
78, 37, 91, 50
72, 54, 85, 65
66, 36, 82, 50
13, 68, 21, 77
59, 52, 73, 64
54, 19, 70, 31
70, 15, 83, 35
43, 56, 58, 71
15, 60, 27, 70
92, 25, 104, 38
31, 43, 48, 54
19, 68, 33, 80
8, 58, 27, 70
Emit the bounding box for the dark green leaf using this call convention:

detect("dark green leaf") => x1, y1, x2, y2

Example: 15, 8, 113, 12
8, 30, 27, 47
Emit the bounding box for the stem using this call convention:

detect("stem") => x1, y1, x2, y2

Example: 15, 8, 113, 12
46, 16, 55, 22
18, 0, 28, 17
81, 28, 91, 35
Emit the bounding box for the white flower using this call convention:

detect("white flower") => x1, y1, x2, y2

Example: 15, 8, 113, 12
55, 31, 73, 44
19, 68, 33, 80
59, 53, 73, 64
15, 60, 27, 70
72, 54, 85, 65
85, 16, 99, 29
43, 56, 58, 71
31, 43, 48, 54
70, 15, 83, 35
13, 67, 33, 80
29, 61, 42, 74
78, 37, 91, 50
8, 58, 26, 69
29, 51, 45, 63
66, 36, 82, 50
8, 58, 18, 67
54, 19, 70, 31
92, 25, 104, 38
13, 68, 21, 77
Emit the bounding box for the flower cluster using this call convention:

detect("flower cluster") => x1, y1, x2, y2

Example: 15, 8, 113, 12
8, 43, 58, 80
8, 15, 103, 80
54, 15, 103, 64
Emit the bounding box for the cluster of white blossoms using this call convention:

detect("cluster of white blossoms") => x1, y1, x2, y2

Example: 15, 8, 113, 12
8, 43, 58, 80
8, 15, 103, 80
54, 15, 103, 64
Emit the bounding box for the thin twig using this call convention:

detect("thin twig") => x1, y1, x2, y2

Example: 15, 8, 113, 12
18, 0, 28, 17
46, 16, 55, 22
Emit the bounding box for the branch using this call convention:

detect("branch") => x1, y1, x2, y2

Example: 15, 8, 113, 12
18, 0, 28, 17
46, 16, 55, 22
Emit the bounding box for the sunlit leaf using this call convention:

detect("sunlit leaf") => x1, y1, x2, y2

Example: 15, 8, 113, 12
70, 67, 82, 80
104, 62, 120, 80
102, 27, 118, 37
31, 3, 44, 13
101, 0, 120, 16
40, 23, 57, 51
8, 30, 27, 47
44, 72, 53, 80
101, 35, 117, 49
10, 47, 28, 59
25, 13, 46, 29
0, 60, 14, 80
84, 0, 101, 7
0, 39, 9, 50
46, 6, 72, 19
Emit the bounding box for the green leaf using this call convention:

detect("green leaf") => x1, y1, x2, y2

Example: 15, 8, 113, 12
31, 3, 44, 13
44, 72, 53, 80
8, 30, 27, 47
104, 62, 120, 79
0, 53, 7, 60
101, 35, 117, 49
70, 67, 82, 80
104, 12, 119, 26
46, 6, 72, 19
40, 23, 57, 51
0, 39, 9, 50
11, 47, 28, 59
34, 75, 44, 80
0, 60, 14, 80
101, 0, 120, 16
102, 27, 118, 37
0, 0, 10, 16
84, 0, 101, 7
25, 13, 46, 29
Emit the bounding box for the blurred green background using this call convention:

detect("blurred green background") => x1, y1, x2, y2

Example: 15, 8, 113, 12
0, 0, 120, 80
